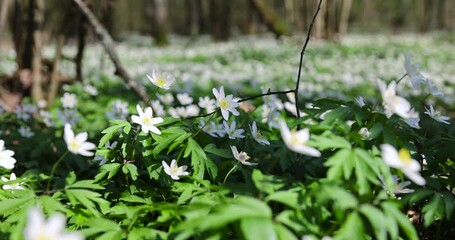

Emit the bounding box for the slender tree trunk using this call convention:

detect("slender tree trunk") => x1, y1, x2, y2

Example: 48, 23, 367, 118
151, 0, 169, 45
339, 0, 352, 35
30, 0, 44, 102
0, 0, 11, 44
314, 0, 327, 39
284, 0, 294, 32
47, 36, 64, 105
186, 0, 199, 36
209, 0, 231, 41
73, 0, 149, 103
327, 0, 337, 40
248, 0, 288, 37
75, 0, 90, 82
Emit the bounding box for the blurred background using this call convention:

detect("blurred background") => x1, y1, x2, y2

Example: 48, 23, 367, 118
1, 0, 454, 46
0, 0, 454, 111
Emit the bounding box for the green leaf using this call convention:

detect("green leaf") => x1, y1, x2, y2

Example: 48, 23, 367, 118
99, 120, 130, 147
273, 224, 298, 240
66, 189, 109, 216
68, 180, 105, 190
122, 163, 139, 181
315, 185, 358, 210
325, 149, 353, 181
94, 163, 122, 182
359, 204, 387, 240
175, 196, 271, 235
0, 196, 34, 217
128, 227, 168, 240
204, 143, 232, 158
334, 211, 365, 240
310, 131, 351, 150
265, 191, 299, 209
152, 127, 187, 156
381, 202, 418, 240
184, 138, 207, 180
321, 107, 350, 125
80, 218, 121, 237
422, 195, 444, 227
240, 217, 277, 240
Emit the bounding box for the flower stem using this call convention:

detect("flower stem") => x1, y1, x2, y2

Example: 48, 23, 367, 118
396, 73, 408, 85
223, 163, 239, 184
146, 87, 160, 106
46, 151, 69, 192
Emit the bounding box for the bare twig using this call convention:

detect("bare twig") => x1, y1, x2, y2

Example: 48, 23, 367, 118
238, 89, 294, 103
294, 0, 323, 120
72, 0, 149, 102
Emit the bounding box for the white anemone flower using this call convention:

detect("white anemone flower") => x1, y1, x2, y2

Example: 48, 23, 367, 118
250, 121, 270, 145
379, 81, 411, 118
0, 140, 16, 169
230, 146, 257, 166
60, 93, 77, 109
176, 93, 193, 105
146, 71, 175, 90
198, 96, 216, 113
279, 120, 321, 157
380, 144, 425, 186
1, 173, 24, 190
223, 121, 245, 139
157, 93, 174, 105
64, 124, 96, 157
212, 86, 239, 121
162, 159, 189, 180
131, 105, 164, 134
424, 105, 450, 125
24, 207, 84, 240
404, 52, 427, 89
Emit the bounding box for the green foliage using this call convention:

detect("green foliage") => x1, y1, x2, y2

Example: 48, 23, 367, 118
1, 35, 455, 240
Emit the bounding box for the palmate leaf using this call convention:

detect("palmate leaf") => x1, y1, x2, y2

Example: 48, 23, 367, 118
128, 227, 168, 240
325, 148, 386, 196
359, 204, 387, 240
80, 218, 122, 238
381, 201, 419, 240
422, 194, 445, 227
240, 217, 277, 240
310, 131, 351, 151
184, 137, 208, 180
151, 127, 189, 157
334, 211, 365, 240
99, 120, 130, 147
94, 163, 122, 182
65, 180, 109, 216
174, 196, 272, 238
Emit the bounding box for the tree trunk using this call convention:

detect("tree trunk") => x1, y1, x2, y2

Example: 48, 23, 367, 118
75, 0, 90, 82
209, 0, 231, 41
327, 0, 337, 40
0, 0, 11, 44
339, 0, 352, 35
72, 0, 149, 103
47, 36, 64, 105
249, 0, 288, 37
151, 0, 169, 46
186, 0, 199, 36
314, 0, 327, 39
30, 0, 44, 102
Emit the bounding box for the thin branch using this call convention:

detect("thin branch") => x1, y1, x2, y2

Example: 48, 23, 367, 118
294, 0, 323, 119
237, 89, 294, 103
72, 0, 149, 102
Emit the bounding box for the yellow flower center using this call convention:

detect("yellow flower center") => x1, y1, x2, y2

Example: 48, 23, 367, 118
398, 148, 412, 165
220, 99, 230, 109
69, 140, 80, 151
156, 77, 166, 87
